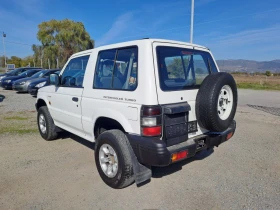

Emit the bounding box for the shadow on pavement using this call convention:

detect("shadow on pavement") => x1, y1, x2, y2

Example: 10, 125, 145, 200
57, 131, 214, 179
152, 148, 214, 178
59, 132, 95, 150
0, 94, 5, 102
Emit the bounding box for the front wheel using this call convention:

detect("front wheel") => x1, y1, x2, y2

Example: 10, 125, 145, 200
37, 106, 58, 140
95, 130, 134, 189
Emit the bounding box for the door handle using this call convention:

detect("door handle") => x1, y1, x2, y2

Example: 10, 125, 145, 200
72, 97, 79, 102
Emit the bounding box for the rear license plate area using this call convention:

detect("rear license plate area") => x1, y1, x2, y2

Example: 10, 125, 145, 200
164, 112, 188, 146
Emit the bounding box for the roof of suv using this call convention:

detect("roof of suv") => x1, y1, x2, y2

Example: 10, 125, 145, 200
71, 39, 209, 58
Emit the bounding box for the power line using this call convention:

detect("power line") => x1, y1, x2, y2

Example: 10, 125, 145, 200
5, 41, 32, 46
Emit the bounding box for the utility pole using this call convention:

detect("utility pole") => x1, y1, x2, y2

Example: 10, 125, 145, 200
56, 57, 59, 69
2, 32, 6, 67
40, 49, 44, 68
190, 0, 194, 43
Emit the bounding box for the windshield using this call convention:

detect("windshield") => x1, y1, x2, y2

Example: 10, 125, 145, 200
6, 68, 21, 76
18, 70, 37, 77
31, 70, 47, 78
156, 46, 218, 91
18, 71, 28, 77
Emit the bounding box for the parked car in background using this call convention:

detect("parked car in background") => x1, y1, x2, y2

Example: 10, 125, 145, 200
1, 69, 42, 90
0, 67, 42, 80
28, 70, 60, 96
13, 69, 59, 93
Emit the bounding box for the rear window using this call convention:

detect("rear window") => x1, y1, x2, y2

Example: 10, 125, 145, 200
156, 46, 217, 91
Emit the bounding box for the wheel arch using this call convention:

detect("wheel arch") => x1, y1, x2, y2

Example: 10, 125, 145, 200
91, 107, 136, 139
36, 98, 48, 111
94, 116, 126, 139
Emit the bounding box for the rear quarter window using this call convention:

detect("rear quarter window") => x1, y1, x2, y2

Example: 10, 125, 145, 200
156, 46, 217, 91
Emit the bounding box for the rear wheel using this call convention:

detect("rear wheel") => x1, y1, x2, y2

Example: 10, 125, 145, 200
37, 106, 58, 140
95, 130, 134, 189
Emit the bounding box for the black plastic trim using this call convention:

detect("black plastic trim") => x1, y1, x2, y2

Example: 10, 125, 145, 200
127, 120, 236, 167
162, 102, 191, 114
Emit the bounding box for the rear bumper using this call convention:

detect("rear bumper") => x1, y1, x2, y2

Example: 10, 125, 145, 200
127, 120, 236, 167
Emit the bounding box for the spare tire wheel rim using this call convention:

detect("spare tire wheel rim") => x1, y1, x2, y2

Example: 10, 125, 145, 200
39, 114, 47, 134
99, 144, 118, 178
217, 85, 233, 120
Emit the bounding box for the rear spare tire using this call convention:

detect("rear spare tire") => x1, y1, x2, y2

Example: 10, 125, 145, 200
196, 72, 237, 132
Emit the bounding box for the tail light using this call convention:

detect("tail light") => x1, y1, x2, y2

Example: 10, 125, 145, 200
226, 132, 233, 140
141, 105, 162, 137
171, 150, 188, 162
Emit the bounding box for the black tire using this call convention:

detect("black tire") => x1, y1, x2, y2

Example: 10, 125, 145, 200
95, 130, 134, 189
196, 72, 238, 132
37, 106, 58, 141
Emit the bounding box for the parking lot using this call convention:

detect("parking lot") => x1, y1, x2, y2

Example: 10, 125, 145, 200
1, 89, 280, 210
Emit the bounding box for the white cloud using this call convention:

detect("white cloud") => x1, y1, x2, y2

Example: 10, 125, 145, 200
213, 25, 280, 46
96, 12, 134, 46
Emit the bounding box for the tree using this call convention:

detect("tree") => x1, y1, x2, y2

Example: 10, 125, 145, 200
36, 19, 94, 68
0, 56, 5, 67
265, 70, 272, 77
21, 56, 34, 67
32, 45, 44, 67
167, 58, 185, 78
7, 56, 22, 67
166, 57, 191, 79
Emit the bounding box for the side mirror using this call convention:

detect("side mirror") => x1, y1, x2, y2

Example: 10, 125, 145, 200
49, 74, 60, 86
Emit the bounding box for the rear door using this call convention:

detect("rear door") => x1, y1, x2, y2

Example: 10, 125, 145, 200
152, 42, 218, 144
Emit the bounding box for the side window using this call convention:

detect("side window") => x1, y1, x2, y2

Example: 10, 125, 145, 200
113, 48, 137, 90
27, 70, 36, 77
93, 47, 138, 91
165, 56, 185, 79
193, 54, 210, 85
208, 55, 218, 73
94, 50, 116, 89
61, 55, 90, 87
43, 71, 51, 77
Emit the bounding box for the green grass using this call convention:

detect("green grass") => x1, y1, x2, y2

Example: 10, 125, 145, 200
4, 116, 28, 120
0, 111, 37, 135
0, 127, 38, 134
237, 83, 280, 91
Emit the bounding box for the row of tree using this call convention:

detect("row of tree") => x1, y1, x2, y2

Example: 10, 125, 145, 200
0, 55, 34, 68
231, 71, 280, 77
1, 19, 94, 69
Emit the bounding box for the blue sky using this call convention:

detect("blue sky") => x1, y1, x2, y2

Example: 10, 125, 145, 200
0, 0, 280, 61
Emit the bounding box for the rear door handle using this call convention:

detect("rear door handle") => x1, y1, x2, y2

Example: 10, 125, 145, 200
72, 97, 78, 102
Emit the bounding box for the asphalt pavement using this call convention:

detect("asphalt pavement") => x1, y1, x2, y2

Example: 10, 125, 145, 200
0, 89, 280, 210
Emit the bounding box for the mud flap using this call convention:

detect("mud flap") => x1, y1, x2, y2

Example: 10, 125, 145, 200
126, 142, 152, 186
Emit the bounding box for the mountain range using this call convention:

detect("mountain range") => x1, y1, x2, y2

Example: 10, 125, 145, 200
216, 59, 280, 73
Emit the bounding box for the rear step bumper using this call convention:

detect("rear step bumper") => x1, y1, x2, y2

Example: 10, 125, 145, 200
127, 120, 236, 167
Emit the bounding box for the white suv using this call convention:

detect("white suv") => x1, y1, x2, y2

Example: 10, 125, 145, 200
36, 39, 237, 189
